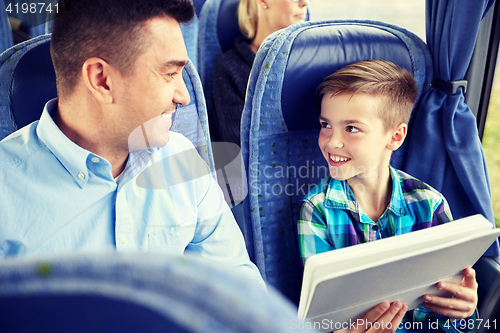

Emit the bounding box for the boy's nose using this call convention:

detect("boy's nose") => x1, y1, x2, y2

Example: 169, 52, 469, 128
327, 133, 344, 149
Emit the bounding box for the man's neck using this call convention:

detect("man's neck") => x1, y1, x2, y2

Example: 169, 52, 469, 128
54, 101, 129, 178
347, 166, 392, 222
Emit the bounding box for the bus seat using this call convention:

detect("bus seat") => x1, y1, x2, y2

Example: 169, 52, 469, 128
0, 0, 13, 53
193, 0, 206, 17
197, 0, 241, 112
240, 20, 433, 304
0, 252, 305, 333
0, 34, 215, 173
477, 272, 500, 333
197, 0, 311, 124
179, 0, 208, 70
6, 0, 51, 39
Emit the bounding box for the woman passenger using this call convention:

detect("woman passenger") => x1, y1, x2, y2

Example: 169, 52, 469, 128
210, 0, 309, 145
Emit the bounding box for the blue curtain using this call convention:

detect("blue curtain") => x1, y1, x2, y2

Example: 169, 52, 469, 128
404, 0, 499, 256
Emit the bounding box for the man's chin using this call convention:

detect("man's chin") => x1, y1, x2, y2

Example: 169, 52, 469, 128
128, 126, 170, 152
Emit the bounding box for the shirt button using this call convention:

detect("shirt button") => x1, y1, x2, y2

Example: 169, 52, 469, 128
122, 236, 128, 244
78, 173, 85, 180
372, 225, 379, 231
91, 157, 100, 163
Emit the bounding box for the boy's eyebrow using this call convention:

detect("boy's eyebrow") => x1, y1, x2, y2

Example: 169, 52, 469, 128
318, 116, 367, 126
342, 119, 367, 126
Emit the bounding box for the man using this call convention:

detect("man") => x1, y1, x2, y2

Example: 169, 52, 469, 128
0, 0, 263, 287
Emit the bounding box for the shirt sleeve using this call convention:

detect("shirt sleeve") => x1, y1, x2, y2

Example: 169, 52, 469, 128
432, 193, 453, 225
185, 163, 265, 290
297, 200, 335, 265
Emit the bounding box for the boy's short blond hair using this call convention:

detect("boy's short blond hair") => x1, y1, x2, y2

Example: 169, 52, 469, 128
238, 0, 258, 39
316, 60, 418, 132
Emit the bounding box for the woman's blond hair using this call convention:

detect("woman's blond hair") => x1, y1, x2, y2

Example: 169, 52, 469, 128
238, 0, 258, 39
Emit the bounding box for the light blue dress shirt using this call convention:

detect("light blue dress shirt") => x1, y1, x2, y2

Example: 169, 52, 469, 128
0, 99, 263, 287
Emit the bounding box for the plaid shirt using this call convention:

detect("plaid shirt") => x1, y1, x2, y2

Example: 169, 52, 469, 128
298, 166, 476, 333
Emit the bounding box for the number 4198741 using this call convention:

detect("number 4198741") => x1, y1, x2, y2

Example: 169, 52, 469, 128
444, 319, 497, 331
5, 2, 59, 14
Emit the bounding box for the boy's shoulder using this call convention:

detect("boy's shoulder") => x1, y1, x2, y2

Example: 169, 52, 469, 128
393, 167, 446, 202
301, 176, 334, 205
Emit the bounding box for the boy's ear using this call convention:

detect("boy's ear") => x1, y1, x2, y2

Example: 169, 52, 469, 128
386, 123, 407, 151
81, 57, 115, 104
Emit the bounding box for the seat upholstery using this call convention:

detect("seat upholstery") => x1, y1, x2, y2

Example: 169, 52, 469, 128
0, 252, 304, 332
240, 20, 433, 304
179, 0, 208, 70
0, 34, 215, 173
197, 0, 241, 109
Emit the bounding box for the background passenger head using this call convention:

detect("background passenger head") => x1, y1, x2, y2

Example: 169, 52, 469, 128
316, 60, 418, 132
50, 0, 195, 99
238, 0, 308, 47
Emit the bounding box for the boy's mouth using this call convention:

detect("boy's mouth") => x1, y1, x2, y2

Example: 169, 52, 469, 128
329, 154, 351, 164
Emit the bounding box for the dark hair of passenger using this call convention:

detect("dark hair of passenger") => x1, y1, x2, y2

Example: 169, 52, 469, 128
50, 0, 195, 98
316, 60, 418, 131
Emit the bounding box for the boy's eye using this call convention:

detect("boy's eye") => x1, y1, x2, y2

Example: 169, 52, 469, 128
346, 126, 359, 133
320, 121, 331, 129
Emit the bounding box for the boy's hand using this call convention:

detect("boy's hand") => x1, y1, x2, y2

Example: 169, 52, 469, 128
334, 301, 408, 333
422, 267, 478, 319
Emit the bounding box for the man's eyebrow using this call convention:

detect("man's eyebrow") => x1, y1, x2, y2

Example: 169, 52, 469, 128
160, 60, 189, 69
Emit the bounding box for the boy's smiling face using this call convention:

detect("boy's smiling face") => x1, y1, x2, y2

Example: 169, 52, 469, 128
318, 93, 399, 181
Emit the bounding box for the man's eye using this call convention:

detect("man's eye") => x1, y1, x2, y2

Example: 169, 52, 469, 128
167, 72, 177, 78
346, 126, 359, 133
320, 121, 331, 129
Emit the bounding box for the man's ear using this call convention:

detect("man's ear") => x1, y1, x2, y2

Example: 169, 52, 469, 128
81, 57, 115, 104
387, 123, 407, 151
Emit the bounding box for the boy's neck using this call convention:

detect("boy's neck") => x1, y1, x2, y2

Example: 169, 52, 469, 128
346, 166, 392, 222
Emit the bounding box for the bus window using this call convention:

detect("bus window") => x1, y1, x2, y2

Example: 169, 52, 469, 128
308, 0, 426, 42
483, 58, 500, 228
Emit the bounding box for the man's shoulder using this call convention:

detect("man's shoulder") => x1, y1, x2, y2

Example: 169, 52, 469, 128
0, 123, 43, 169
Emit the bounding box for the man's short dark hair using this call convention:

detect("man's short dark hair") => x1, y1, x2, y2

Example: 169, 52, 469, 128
50, 0, 195, 97
316, 60, 418, 131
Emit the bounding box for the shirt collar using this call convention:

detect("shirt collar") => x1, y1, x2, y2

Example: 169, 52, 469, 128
386, 165, 409, 217
36, 99, 109, 188
324, 165, 409, 217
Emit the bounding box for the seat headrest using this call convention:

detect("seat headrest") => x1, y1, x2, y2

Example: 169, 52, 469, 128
11, 40, 57, 129
282, 24, 414, 132
193, 0, 206, 17
217, 0, 242, 53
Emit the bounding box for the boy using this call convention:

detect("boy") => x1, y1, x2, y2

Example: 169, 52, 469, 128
298, 60, 478, 332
